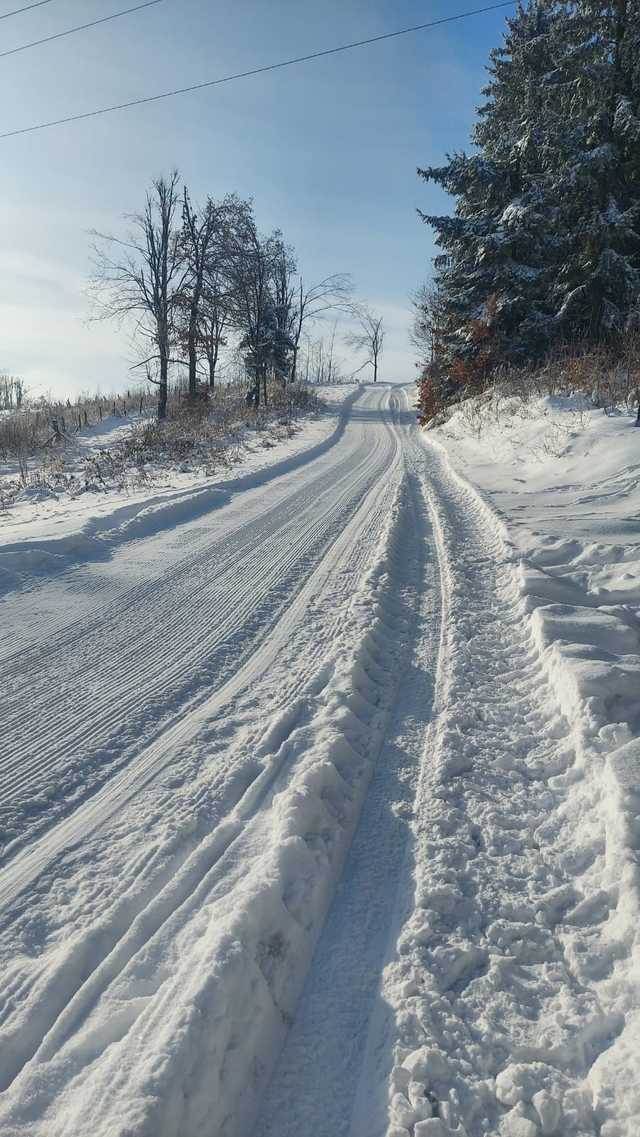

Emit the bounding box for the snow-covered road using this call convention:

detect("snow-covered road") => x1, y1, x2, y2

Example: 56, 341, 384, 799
0, 386, 418, 1135
1, 386, 638, 1137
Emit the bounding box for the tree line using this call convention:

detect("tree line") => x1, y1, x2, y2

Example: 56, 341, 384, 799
415, 0, 640, 419
91, 171, 385, 419
0, 375, 26, 410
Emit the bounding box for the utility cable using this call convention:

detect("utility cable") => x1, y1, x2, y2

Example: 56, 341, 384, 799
1, 0, 164, 58
0, 0, 163, 59
0, 0, 55, 19
0, 2, 515, 140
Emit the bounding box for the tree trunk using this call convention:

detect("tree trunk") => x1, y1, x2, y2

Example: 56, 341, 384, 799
187, 277, 202, 397
290, 342, 298, 384
158, 350, 168, 420
373, 355, 378, 383
208, 332, 219, 388
188, 309, 198, 396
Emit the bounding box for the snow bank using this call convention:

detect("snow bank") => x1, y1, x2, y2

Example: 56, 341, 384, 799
395, 393, 640, 1137
436, 397, 640, 914
435, 392, 640, 741
437, 391, 640, 546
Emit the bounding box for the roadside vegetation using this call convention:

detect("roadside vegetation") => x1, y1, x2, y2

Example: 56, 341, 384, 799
89, 172, 356, 418
0, 166, 388, 511
0, 378, 321, 512
0, 169, 387, 511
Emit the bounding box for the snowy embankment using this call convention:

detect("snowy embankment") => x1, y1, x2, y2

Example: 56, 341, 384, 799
382, 394, 640, 1137
438, 396, 640, 896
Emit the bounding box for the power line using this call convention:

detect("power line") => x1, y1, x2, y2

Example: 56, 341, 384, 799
0, 0, 163, 59
0, 1, 515, 141
0, 0, 55, 19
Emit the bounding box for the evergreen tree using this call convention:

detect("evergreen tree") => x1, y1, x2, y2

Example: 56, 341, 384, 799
416, 0, 640, 399
550, 1, 640, 341
419, 2, 565, 370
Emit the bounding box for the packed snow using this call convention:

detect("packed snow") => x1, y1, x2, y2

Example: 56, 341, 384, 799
0, 385, 638, 1136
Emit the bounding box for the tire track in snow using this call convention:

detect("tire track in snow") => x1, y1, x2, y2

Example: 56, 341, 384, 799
1, 438, 376, 791
0, 413, 402, 909
0, 386, 363, 621
257, 454, 442, 1137
0, 394, 398, 859
11, 470, 416, 1137
0, 388, 408, 1118
0, 464, 400, 1100
379, 434, 630, 1137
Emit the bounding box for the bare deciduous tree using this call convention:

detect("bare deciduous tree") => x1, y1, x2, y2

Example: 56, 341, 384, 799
198, 284, 230, 389
347, 307, 385, 383
411, 282, 447, 366
89, 174, 352, 413
181, 190, 221, 397
225, 207, 282, 408
90, 171, 186, 419
303, 321, 344, 384
290, 274, 353, 383
0, 375, 26, 410
271, 236, 298, 385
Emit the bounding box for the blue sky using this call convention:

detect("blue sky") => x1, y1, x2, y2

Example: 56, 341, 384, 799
0, 0, 513, 397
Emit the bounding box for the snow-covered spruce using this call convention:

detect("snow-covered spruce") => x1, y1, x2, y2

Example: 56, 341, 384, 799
419, 2, 640, 376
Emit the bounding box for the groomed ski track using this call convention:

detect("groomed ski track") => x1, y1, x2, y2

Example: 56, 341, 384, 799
0, 386, 636, 1136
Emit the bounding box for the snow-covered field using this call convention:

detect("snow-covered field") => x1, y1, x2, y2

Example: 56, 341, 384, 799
1, 385, 638, 1136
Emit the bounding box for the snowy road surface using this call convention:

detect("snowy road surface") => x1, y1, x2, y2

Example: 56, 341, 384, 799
1, 386, 638, 1136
